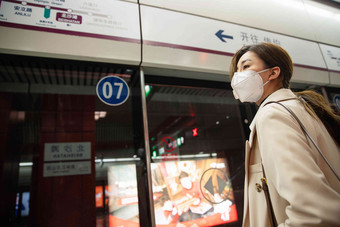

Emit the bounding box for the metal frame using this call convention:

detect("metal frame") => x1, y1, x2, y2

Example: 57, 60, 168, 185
139, 66, 156, 227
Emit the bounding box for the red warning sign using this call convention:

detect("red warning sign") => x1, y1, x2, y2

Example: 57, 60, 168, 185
160, 136, 175, 153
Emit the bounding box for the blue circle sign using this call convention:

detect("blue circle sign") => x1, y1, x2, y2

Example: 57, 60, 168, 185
333, 94, 340, 111
96, 76, 129, 106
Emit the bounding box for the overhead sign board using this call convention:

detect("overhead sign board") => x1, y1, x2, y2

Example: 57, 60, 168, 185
96, 75, 129, 106
0, 0, 140, 42
141, 6, 327, 70
319, 44, 340, 72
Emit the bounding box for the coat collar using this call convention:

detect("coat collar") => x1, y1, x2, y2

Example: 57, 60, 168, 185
248, 88, 297, 146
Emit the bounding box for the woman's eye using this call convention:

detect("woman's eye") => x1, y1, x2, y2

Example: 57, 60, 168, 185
243, 65, 249, 70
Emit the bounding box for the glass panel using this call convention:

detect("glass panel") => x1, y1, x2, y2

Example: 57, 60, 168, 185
0, 55, 147, 227
95, 80, 141, 227
325, 87, 340, 114
146, 83, 245, 226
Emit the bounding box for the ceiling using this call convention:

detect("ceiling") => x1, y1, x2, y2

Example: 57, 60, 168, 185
0, 53, 137, 94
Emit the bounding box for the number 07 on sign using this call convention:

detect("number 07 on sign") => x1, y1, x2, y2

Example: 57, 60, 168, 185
96, 75, 130, 106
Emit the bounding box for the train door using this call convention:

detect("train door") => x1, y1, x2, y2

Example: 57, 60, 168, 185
0, 54, 153, 226
144, 74, 251, 227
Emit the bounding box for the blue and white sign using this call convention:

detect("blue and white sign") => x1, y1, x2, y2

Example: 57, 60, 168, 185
333, 94, 340, 111
96, 75, 129, 106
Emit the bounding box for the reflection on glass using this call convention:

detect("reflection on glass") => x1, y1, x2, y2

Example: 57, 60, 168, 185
107, 164, 139, 227
96, 186, 104, 208
21, 192, 30, 217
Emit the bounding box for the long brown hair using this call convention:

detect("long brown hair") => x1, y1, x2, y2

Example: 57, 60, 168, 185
230, 42, 340, 145
295, 90, 340, 145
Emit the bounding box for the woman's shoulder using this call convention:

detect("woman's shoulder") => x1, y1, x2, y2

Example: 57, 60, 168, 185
259, 89, 304, 116
255, 91, 309, 128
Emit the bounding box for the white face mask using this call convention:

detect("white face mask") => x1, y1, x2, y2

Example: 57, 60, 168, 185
231, 68, 270, 103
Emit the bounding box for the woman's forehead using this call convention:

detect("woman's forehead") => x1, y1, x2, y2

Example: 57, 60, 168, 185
238, 51, 257, 62
237, 51, 260, 67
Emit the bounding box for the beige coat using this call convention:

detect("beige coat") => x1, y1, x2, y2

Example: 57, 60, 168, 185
242, 89, 340, 227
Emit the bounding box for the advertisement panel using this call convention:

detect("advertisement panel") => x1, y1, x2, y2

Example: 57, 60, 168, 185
151, 158, 238, 226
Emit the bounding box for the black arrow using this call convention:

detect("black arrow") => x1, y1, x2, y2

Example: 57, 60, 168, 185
204, 176, 214, 195
215, 30, 233, 42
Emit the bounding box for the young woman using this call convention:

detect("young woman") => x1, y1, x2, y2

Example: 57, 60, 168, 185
229, 42, 340, 226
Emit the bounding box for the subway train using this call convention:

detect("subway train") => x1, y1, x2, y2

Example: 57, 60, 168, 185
0, 0, 339, 226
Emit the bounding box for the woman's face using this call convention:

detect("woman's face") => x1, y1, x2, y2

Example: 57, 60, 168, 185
235, 51, 274, 105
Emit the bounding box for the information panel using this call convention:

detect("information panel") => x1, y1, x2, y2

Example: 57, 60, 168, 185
43, 161, 91, 177
43, 142, 92, 177
44, 142, 91, 161
96, 75, 130, 106
319, 44, 340, 72
141, 6, 327, 70
0, 0, 140, 41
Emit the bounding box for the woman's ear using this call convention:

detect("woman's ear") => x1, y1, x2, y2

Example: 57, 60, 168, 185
269, 66, 281, 80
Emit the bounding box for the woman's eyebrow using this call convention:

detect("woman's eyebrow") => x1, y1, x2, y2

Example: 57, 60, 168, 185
237, 59, 252, 70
